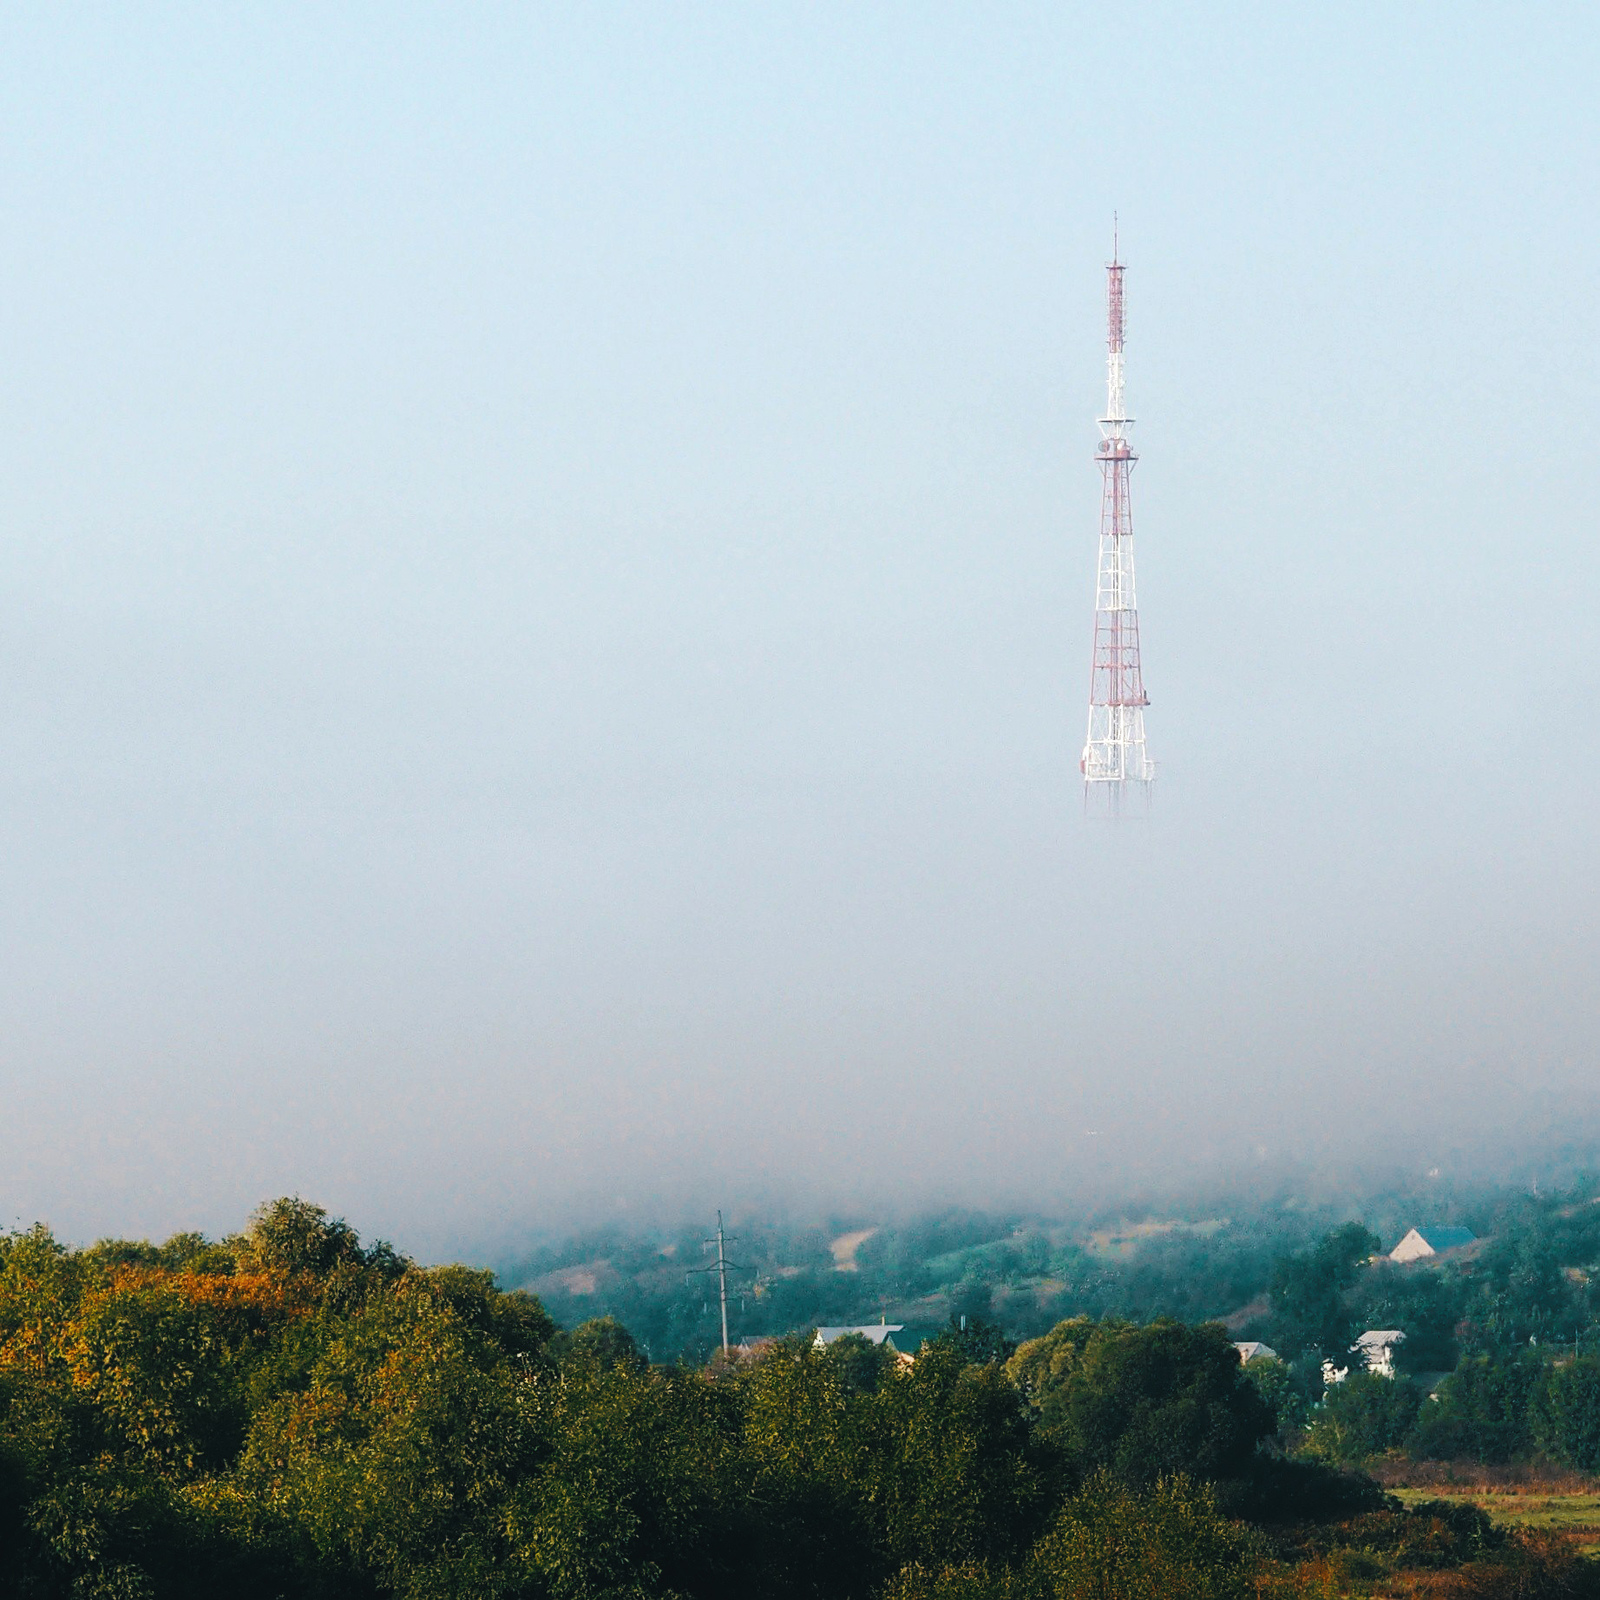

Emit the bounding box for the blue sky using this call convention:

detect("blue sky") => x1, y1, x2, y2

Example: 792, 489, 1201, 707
1, 6, 1596, 1251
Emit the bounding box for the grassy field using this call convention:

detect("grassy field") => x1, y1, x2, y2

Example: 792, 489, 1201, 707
1393, 1487, 1600, 1558
1381, 1466, 1600, 1559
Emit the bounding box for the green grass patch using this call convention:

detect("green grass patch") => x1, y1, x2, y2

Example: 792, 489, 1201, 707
1392, 1486, 1600, 1558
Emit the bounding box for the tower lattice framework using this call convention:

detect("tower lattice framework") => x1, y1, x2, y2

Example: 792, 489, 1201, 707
1081, 233, 1154, 793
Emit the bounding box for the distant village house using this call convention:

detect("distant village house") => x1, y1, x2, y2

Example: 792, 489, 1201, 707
813, 1324, 935, 1361
1233, 1341, 1277, 1364
1389, 1226, 1476, 1263
814, 1324, 905, 1349
1324, 1328, 1405, 1385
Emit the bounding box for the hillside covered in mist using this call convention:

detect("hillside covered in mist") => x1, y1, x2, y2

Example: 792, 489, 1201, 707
506, 1170, 1600, 1366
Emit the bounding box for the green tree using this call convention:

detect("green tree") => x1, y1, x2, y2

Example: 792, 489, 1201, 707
0, 1226, 88, 1384
1238, 1354, 1310, 1436
1351, 1260, 1463, 1375
930, 1316, 1015, 1366
1267, 1224, 1380, 1361
512, 1356, 739, 1600
62, 1279, 240, 1476
735, 1335, 878, 1597
423, 1266, 556, 1362
1536, 1354, 1600, 1472
19, 1458, 185, 1600
1466, 1231, 1581, 1348
882, 1559, 1016, 1599
823, 1331, 896, 1397
230, 1198, 365, 1279
1408, 1351, 1544, 1463
1302, 1372, 1424, 1465
861, 1340, 1043, 1577
226, 1275, 549, 1596
1006, 1318, 1272, 1488
547, 1314, 644, 1373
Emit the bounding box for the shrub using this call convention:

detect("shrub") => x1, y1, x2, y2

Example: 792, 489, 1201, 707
1302, 1373, 1424, 1465
1021, 1471, 1255, 1600
1216, 1457, 1392, 1525
883, 1560, 1017, 1599
1422, 1529, 1600, 1599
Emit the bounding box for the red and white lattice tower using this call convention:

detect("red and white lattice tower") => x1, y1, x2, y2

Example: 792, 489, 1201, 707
1080, 227, 1154, 797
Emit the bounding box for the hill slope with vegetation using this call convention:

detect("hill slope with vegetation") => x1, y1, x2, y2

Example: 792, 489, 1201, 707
507, 1176, 1600, 1370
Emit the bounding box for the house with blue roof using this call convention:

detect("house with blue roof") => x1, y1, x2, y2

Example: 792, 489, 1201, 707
1390, 1226, 1477, 1263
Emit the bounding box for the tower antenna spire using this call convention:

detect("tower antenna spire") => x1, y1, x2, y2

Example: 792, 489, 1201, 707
1080, 227, 1154, 804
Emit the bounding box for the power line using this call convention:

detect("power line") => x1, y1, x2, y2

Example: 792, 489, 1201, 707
686, 1209, 744, 1356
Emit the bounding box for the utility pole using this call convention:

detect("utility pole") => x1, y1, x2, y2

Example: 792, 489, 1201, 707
1081, 218, 1156, 806
686, 1210, 743, 1356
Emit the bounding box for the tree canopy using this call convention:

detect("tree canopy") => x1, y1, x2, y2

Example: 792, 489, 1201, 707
1006, 1317, 1273, 1489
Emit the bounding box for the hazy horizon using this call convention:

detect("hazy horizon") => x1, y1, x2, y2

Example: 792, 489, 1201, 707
3, 7, 1597, 1261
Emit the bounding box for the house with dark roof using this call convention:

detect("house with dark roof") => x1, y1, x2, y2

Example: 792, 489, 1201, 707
814, 1324, 904, 1349
813, 1324, 938, 1360
1390, 1226, 1477, 1264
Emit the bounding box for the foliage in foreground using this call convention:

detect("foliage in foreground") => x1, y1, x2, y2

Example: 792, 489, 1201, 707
884, 1473, 1254, 1600
1, 1200, 1047, 1598
3, 1199, 1597, 1599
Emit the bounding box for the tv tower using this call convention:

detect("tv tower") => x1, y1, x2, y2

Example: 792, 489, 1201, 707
1080, 223, 1154, 800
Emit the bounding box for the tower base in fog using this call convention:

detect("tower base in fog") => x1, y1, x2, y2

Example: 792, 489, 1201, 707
1082, 703, 1154, 786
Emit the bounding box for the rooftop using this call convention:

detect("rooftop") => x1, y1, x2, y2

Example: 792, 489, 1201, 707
814, 1325, 904, 1348
1412, 1226, 1477, 1251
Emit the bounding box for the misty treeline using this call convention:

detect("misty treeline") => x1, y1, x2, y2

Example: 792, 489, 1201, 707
516, 1176, 1600, 1370
4, 1199, 1600, 1598
515, 1174, 1600, 1477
